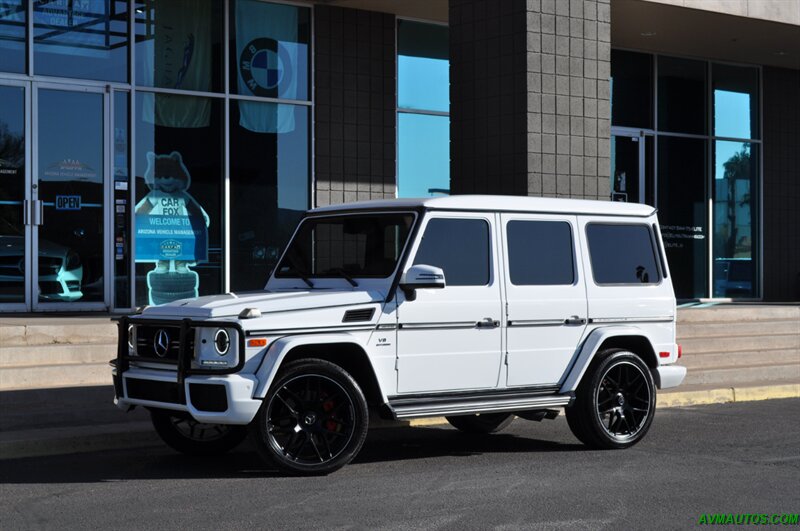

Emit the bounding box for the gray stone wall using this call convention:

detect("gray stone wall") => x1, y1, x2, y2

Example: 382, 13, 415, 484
762, 66, 800, 301
450, 0, 611, 199
313, 6, 396, 206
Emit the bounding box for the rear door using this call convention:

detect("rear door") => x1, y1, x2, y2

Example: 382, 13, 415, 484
501, 214, 588, 387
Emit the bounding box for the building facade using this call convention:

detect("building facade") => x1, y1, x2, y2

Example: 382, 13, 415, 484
0, 0, 797, 313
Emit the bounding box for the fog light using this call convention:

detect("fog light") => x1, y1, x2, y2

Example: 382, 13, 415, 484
214, 328, 230, 355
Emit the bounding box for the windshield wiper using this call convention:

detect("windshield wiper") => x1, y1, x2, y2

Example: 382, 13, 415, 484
283, 263, 314, 288
328, 268, 358, 287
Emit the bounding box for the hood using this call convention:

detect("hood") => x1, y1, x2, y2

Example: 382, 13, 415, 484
139, 289, 386, 319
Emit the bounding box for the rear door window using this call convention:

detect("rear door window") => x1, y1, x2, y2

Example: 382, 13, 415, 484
586, 223, 661, 284
507, 220, 575, 285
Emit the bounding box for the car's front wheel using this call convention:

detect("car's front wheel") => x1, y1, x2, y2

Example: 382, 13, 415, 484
150, 410, 248, 456
251, 359, 369, 475
565, 349, 656, 449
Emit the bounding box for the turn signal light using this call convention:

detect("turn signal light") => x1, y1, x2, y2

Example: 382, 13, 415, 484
247, 338, 268, 348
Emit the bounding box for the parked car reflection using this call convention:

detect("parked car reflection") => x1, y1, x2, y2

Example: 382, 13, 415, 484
0, 235, 83, 302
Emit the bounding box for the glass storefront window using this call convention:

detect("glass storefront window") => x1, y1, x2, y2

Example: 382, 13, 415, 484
134, 92, 222, 306
0, 85, 25, 303
611, 50, 653, 129
135, 0, 223, 93
229, 101, 309, 292
713, 141, 758, 298
713, 63, 759, 140
657, 56, 706, 135
230, 0, 310, 102
114, 91, 130, 308
657, 136, 708, 300
398, 19, 449, 113
0, 0, 25, 73
398, 113, 450, 197
33, 0, 128, 82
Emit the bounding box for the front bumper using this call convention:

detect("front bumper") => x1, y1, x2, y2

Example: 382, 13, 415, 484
113, 367, 262, 424
655, 364, 687, 389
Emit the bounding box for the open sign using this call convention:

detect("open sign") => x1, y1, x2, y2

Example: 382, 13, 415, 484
56, 195, 81, 211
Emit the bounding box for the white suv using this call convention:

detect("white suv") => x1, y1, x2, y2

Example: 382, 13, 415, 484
113, 195, 686, 474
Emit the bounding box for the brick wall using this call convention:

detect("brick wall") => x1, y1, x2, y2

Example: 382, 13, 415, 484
450, 0, 611, 199
313, 6, 396, 206
762, 66, 800, 301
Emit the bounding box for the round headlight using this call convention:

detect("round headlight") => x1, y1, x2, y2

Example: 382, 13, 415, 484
213, 328, 230, 356
127, 324, 135, 351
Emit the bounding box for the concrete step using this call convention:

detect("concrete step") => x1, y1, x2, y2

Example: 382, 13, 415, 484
0, 318, 117, 347
683, 363, 800, 386
0, 362, 111, 391
680, 349, 800, 370
679, 333, 800, 355
678, 319, 799, 340
678, 305, 800, 324
0, 343, 116, 368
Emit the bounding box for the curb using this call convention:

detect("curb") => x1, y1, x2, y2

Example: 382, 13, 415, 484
2, 383, 798, 460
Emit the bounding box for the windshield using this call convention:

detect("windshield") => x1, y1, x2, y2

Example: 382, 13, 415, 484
275, 213, 415, 280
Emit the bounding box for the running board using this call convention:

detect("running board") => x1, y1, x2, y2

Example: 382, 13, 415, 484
387, 393, 574, 420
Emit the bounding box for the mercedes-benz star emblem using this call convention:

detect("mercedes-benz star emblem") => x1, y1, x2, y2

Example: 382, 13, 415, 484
153, 329, 170, 358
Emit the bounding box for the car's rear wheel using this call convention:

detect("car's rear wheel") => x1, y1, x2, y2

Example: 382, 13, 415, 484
150, 410, 248, 456
566, 349, 656, 449
251, 359, 369, 475
445, 413, 515, 434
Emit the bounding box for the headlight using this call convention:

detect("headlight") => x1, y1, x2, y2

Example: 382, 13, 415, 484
213, 328, 230, 356
127, 324, 136, 351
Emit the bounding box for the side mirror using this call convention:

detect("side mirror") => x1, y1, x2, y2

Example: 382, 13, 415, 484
399, 264, 446, 301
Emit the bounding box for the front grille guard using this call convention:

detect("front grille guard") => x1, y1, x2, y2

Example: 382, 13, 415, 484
112, 316, 246, 404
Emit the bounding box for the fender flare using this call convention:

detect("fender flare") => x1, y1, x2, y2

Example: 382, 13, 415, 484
253, 333, 384, 400
559, 326, 657, 394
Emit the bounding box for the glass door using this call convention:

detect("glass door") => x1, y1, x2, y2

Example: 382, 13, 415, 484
610, 130, 654, 206
0, 82, 28, 311
32, 85, 109, 310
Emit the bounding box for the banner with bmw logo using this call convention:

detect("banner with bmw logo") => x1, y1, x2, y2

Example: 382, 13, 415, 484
235, 0, 301, 133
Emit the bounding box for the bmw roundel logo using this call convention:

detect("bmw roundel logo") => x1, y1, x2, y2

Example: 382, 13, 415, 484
153, 329, 170, 358
239, 38, 292, 97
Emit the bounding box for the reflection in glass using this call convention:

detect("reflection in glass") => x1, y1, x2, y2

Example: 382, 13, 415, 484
230, 0, 310, 101
0, 85, 25, 302
713, 141, 758, 298
230, 101, 309, 291
713, 63, 759, 139
657, 56, 706, 135
398, 20, 449, 112
610, 50, 653, 129
135, 0, 222, 92
0, 0, 25, 73
134, 93, 221, 306
657, 136, 708, 299
114, 91, 130, 308
33, 0, 128, 81
398, 113, 449, 197
37, 89, 104, 303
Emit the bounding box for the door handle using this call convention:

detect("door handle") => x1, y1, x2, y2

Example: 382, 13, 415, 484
33, 199, 44, 226
23, 199, 30, 225
564, 316, 587, 326
476, 318, 499, 328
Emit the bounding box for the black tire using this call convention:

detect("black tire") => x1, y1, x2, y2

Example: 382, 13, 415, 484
150, 410, 248, 456
445, 413, 515, 434
565, 349, 656, 449
251, 358, 369, 476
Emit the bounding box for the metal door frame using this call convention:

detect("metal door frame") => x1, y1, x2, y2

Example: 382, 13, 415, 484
31, 82, 111, 312
610, 126, 654, 204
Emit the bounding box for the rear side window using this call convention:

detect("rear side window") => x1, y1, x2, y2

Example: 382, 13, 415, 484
586, 223, 661, 284
507, 220, 575, 285
413, 218, 490, 286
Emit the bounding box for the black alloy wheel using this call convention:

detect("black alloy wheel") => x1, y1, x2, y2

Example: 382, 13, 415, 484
566, 349, 656, 449
150, 410, 248, 456
252, 359, 369, 475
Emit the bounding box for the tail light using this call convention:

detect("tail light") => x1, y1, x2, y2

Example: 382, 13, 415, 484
677, 344, 683, 358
